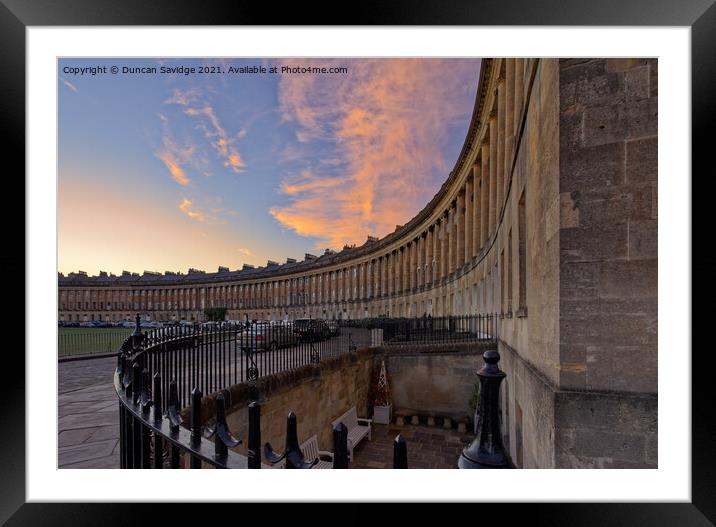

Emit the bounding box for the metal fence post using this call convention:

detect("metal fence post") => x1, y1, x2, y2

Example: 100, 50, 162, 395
458, 350, 509, 469
247, 401, 262, 469
190, 387, 203, 468
332, 422, 349, 469
167, 380, 181, 468
210, 393, 241, 465
264, 412, 317, 469
153, 372, 163, 469
393, 434, 408, 468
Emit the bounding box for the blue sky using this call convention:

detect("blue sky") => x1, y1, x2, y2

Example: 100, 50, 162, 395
58, 58, 481, 275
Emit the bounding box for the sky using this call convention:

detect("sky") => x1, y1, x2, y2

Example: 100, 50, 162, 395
58, 58, 481, 276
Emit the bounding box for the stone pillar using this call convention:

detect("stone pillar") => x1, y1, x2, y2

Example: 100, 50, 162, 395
381, 256, 386, 297
413, 238, 419, 289
505, 58, 515, 182
439, 216, 446, 278
392, 254, 397, 296
457, 190, 465, 270
426, 228, 433, 284
465, 178, 473, 263
448, 204, 455, 275
488, 113, 496, 237
431, 224, 438, 283
416, 234, 423, 287
473, 164, 481, 256
497, 77, 506, 225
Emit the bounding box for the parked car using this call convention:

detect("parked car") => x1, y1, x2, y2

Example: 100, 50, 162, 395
292, 318, 330, 343
326, 319, 340, 337
237, 322, 298, 351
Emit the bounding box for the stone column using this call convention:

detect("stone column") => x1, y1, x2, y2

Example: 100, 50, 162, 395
497, 77, 506, 225
426, 228, 434, 284
448, 205, 455, 275
381, 257, 386, 297
505, 58, 515, 183
488, 113, 496, 237
432, 224, 438, 283
457, 191, 465, 270
465, 177, 473, 263
473, 164, 481, 256
402, 246, 408, 291
413, 238, 419, 288
387, 255, 393, 296
416, 234, 423, 287
437, 218, 447, 280
439, 217, 447, 279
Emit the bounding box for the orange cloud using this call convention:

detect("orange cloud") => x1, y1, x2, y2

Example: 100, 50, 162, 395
155, 113, 197, 186
178, 198, 206, 222
166, 91, 246, 174
157, 151, 190, 186
272, 58, 479, 250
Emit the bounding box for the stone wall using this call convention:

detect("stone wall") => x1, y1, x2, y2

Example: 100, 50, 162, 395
201, 350, 375, 457
558, 58, 658, 394
191, 343, 493, 460
374, 341, 494, 420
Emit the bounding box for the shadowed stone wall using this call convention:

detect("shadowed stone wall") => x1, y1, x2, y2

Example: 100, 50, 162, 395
199, 350, 375, 457
375, 342, 495, 420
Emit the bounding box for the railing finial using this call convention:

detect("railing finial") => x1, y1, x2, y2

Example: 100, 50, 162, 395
264, 412, 317, 469
208, 394, 241, 462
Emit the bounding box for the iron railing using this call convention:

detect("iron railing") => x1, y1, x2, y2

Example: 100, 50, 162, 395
344, 314, 499, 346
114, 316, 404, 469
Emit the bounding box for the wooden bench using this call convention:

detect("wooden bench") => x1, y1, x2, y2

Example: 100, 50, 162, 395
300, 435, 334, 469
332, 406, 372, 461
272, 435, 334, 469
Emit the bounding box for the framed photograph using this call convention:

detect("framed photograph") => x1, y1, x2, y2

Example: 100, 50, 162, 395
5, 0, 710, 524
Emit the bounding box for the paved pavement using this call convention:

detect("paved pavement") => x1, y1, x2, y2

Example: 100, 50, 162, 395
56, 332, 366, 469
58, 357, 120, 468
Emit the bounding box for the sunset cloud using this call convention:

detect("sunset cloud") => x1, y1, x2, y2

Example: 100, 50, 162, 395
166, 89, 246, 173
157, 151, 190, 186
178, 198, 206, 222
271, 58, 479, 250
155, 113, 195, 186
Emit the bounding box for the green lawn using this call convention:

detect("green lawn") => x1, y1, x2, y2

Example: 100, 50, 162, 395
58, 327, 135, 357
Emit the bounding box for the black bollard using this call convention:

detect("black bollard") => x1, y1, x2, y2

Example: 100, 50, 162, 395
247, 401, 261, 469
190, 387, 203, 468
458, 350, 508, 469
393, 434, 408, 469
332, 422, 349, 469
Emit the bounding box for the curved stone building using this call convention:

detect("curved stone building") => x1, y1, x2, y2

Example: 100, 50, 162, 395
60, 58, 658, 468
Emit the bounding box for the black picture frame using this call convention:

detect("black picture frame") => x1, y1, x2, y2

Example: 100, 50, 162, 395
3, 1, 711, 524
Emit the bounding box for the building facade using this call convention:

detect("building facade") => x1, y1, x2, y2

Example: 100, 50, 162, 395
59, 58, 658, 468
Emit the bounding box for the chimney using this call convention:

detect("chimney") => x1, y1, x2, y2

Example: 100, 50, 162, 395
286, 257, 296, 264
